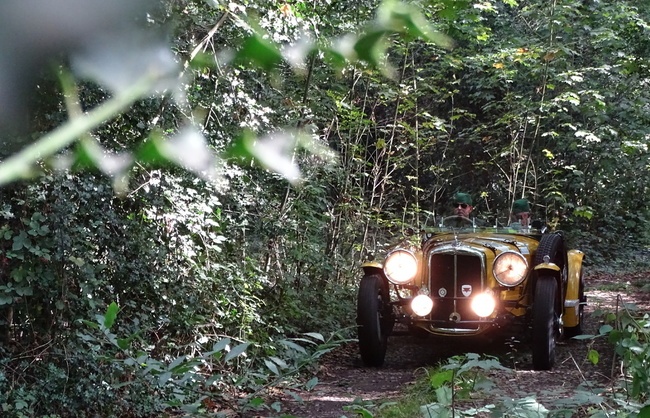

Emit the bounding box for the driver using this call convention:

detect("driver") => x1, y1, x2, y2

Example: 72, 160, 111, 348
452, 192, 474, 217
448, 192, 487, 226
509, 198, 531, 229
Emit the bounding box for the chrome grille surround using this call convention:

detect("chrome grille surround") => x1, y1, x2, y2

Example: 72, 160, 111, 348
426, 244, 488, 334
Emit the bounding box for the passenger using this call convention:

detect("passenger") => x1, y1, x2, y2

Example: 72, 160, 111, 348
509, 198, 531, 229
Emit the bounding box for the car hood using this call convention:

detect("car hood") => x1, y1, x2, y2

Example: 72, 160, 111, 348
424, 232, 540, 257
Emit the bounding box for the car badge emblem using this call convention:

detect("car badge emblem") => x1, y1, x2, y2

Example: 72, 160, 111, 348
438, 288, 447, 297
461, 285, 472, 297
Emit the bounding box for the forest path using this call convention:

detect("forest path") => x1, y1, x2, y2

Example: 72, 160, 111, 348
277, 271, 649, 418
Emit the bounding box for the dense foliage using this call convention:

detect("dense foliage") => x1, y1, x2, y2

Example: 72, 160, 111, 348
0, 0, 648, 416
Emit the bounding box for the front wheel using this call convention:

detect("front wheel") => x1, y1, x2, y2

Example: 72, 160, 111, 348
532, 276, 559, 370
357, 274, 392, 366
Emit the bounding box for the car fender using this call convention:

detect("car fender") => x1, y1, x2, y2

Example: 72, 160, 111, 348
563, 249, 585, 328
533, 262, 561, 273
361, 261, 384, 276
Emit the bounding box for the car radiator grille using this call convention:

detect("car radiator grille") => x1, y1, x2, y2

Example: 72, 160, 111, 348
429, 253, 483, 324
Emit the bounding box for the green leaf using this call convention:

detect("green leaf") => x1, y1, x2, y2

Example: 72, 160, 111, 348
599, 324, 613, 335
72, 137, 133, 177
117, 338, 131, 350
15, 286, 32, 296
377, 0, 454, 47
249, 397, 265, 407
279, 339, 307, 354
138, 128, 219, 181
169, 355, 187, 371
264, 359, 280, 375
12, 231, 29, 251
235, 34, 283, 72
305, 377, 318, 391
435, 385, 453, 406
158, 371, 172, 386
211, 338, 231, 353
303, 332, 325, 342
587, 349, 599, 365
224, 342, 250, 362
430, 369, 454, 388
571, 334, 595, 340
436, 0, 471, 20
638, 405, 650, 418
103, 302, 119, 329
0, 295, 13, 305
354, 29, 389, 70
82, 319, 99, 330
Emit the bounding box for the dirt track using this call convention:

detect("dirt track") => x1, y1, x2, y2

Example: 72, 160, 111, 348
276, 271, 650, 418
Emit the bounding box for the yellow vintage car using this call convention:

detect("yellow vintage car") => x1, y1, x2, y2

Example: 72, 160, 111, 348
356, 216, 586, 370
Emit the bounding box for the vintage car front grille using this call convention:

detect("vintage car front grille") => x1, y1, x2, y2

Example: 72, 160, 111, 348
428, 252, 485, 326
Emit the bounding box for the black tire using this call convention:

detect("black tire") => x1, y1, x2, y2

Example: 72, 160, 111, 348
532, 276, 558, 370
357, 274, 391, 366
533, 233, 564, 267
565, 270, 586, 338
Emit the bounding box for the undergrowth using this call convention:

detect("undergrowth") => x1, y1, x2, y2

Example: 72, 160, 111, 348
341, 297, 650, 418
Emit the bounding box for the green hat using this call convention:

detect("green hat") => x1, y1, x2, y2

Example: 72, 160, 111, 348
513, 199, 530, 214
453, 192, 472, 206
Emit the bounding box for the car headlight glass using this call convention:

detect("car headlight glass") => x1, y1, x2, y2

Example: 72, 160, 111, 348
471, 292, 496, 318
411, 294, 434, 316
383, 249, 417, 284
493, 251, 528, 287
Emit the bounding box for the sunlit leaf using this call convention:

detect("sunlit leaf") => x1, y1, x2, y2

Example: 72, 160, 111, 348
377, 0, 455, 48
138, 128, 220, 181
282, 34, 315, 72
233, 130, 302, 185
303, 332, 325, 342
72, 138, 133, 179
587, 349, 599, 365
430, 369, 454, 388
73, 32, 178, 95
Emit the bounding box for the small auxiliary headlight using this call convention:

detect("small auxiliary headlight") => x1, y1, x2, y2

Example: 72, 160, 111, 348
411, 294, 434, 317
383, 250, 417, 285
493, 251, 528, 287
471, 292, 496, 318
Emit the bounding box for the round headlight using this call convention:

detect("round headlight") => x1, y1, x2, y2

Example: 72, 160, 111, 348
383, 249, 417, 284
411, 294, 434, 317
493, 251, 528, 287
471, 292, 496, 318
